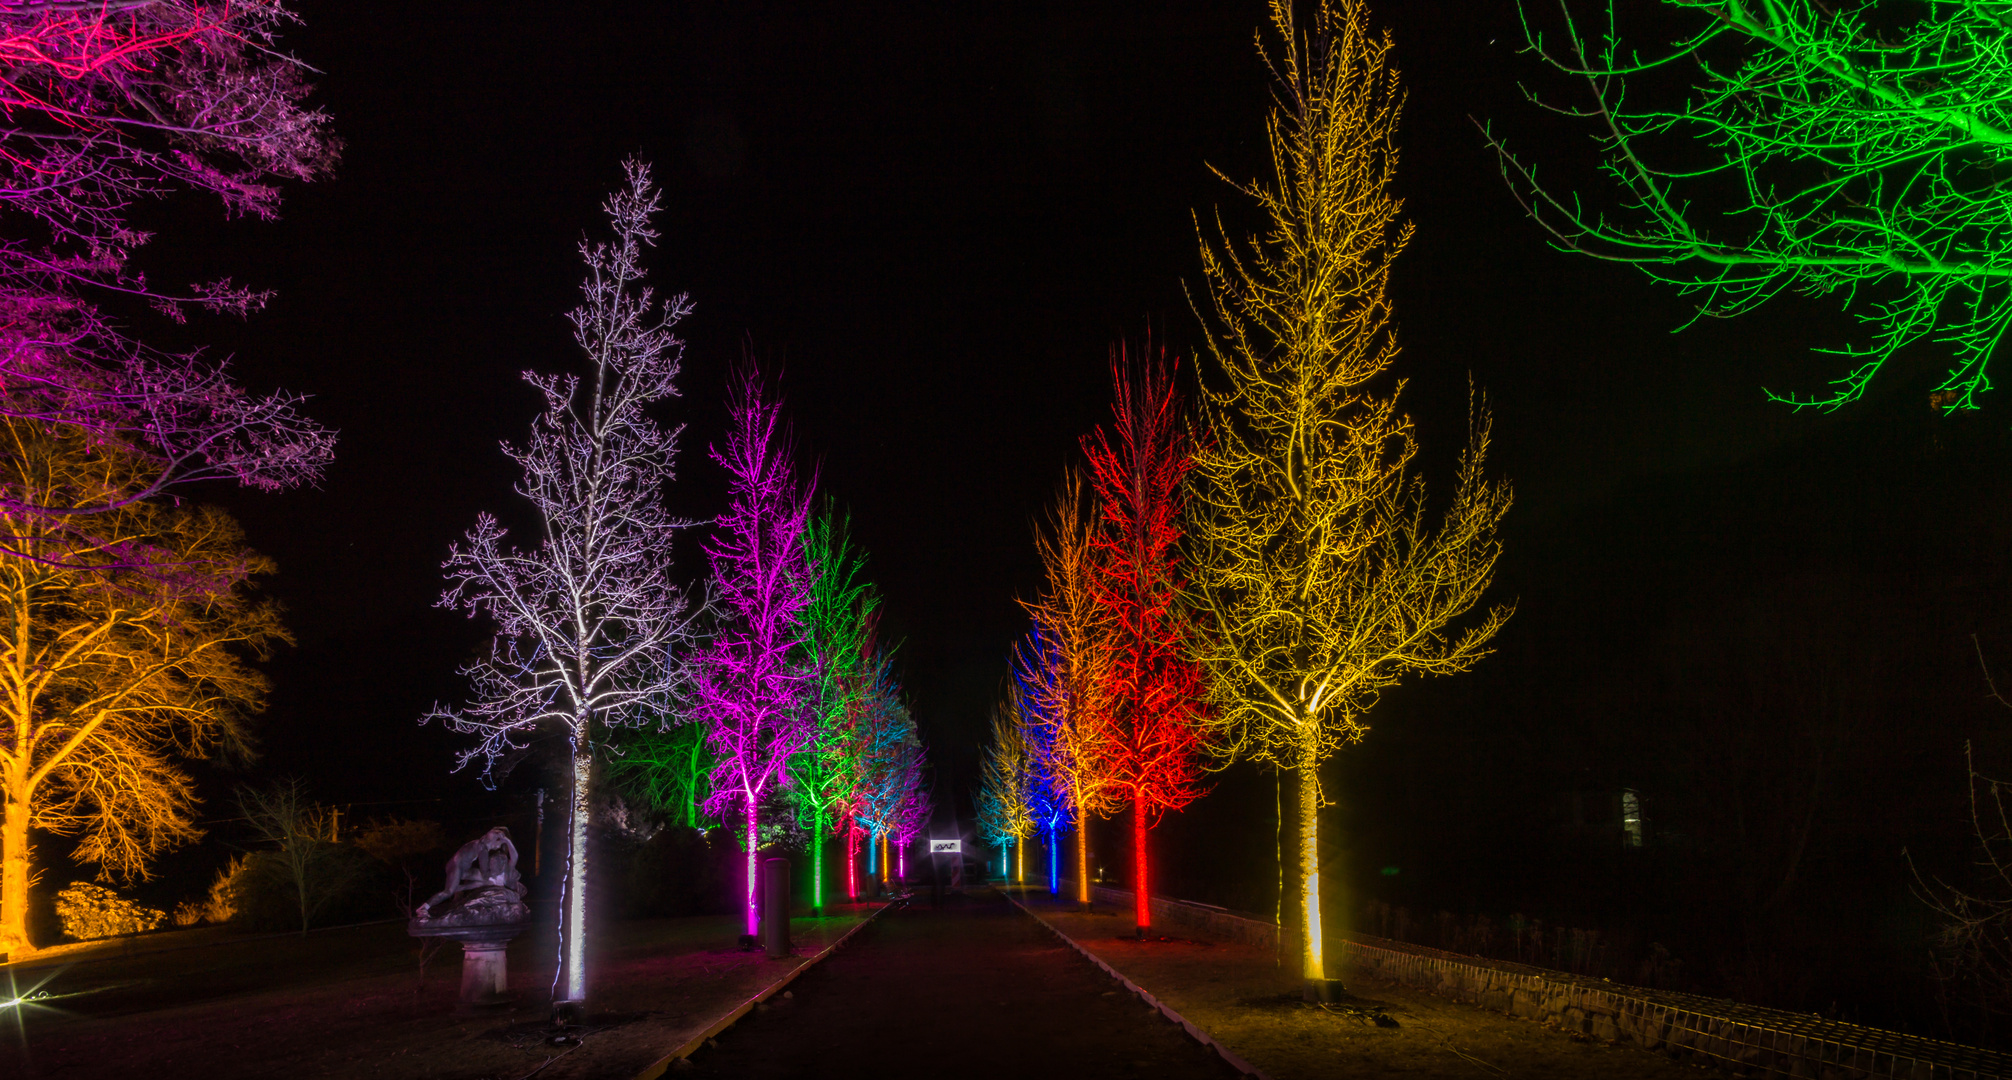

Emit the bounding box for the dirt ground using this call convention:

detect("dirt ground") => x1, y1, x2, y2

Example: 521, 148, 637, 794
1013, 890, 1719, 1080
3, 902, 885, 1080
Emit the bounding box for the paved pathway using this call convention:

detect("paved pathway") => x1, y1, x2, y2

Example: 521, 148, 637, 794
687, 890, 1241, 1079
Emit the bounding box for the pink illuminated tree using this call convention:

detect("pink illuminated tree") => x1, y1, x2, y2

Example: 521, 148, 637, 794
0, 0, 339, 519
695, 366, 816, 938
427, 162, 694, 1016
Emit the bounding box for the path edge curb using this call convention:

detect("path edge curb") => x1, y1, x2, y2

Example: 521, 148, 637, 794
632, 899, 903, 1080
1002, 888, 1273, 1080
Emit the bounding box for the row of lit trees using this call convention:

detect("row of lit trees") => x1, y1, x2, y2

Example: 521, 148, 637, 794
980, 0, 1514, 997
428, 164, 933, 1012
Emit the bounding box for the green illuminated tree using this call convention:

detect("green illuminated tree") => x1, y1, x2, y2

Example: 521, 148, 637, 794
790, 501, 878, 912
609, 713, 715, 831
1486, 0, 2012, 411
1189, 0, 1514, 994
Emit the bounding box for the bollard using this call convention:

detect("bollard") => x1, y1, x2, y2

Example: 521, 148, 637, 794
762, 856, 791, 958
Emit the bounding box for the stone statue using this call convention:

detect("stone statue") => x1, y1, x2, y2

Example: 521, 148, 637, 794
414, 826, 529, 926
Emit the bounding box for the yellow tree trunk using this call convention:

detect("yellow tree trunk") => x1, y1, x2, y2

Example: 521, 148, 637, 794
1, 771, 30, 958
1298, 733, 1325, 987
1075, 822, 1090, 907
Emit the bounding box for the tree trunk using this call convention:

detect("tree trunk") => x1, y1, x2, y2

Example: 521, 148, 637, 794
1015, 836, 1023, 886
811, 808, 825, 914
1076, 821, 1090, 908
561, 735, 592, 1007
744, 806, 760, 938
1, 773, 31, 958
1134, 804, 1151, 937
1298, 739, 1324, 985
845, 826, 857, 901
1048, 826, 1059, 895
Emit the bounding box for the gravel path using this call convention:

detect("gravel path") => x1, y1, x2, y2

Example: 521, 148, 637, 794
686, 891, 1243, 1079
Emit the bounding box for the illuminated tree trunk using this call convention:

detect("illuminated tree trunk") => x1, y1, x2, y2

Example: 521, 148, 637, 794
845, 826, 858, 901
1297, 731, 1324, 985
1048, 827, 1059, 896
744, 806, 760, 937
1015, 839, 1023, 886
811, 807, 826, 913
1, 771, 28, 956
879, 831, 889, 884
562, 733, 592, 1005
1134, 805, 1150, 937
1076, 824, 1090, 907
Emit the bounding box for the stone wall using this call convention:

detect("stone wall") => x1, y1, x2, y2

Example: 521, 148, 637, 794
1069, 882, 2010, 1080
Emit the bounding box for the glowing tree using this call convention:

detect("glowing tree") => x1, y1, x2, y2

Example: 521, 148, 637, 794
890, 759, 931, 882
846, 652, 921, 890
1013, 641, 1077, 897
427, 163, 694, 1014
0, 418, 285, 957
609, 701, 716, 831
1486, 0, 2012, 412
0, 0, 338, 519
1082, 345, 1211, 936
1018, 472, 1115, 907
790, 502, 878, 912
695, 367, 816, 938
978, 695, 1034, 884
1188, 0, 1514, 995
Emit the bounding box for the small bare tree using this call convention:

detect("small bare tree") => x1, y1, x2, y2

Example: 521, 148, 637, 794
237, 779, 360, 935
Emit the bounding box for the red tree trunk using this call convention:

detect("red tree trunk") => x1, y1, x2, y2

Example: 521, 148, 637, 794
1134, 805, 1150, 937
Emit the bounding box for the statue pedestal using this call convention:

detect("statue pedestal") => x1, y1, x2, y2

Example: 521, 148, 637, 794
410, 917, 531, 1009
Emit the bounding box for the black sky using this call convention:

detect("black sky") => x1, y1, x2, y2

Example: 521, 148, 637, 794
139, 0, 1997, 833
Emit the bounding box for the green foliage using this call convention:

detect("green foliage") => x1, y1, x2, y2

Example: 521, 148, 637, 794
54, 882, 164, 941
791, 501, 880, 836
1490, 0, 2012, 410
609, 719, 716, 830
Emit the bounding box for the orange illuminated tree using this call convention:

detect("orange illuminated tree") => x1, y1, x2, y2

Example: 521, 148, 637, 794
0, 417, 284, 957
1081, 345, 1210, 937
1188, 0, 1513, 997
1020, 469, 1115, 907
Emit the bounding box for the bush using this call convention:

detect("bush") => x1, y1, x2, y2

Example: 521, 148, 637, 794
55, 882, 165, 941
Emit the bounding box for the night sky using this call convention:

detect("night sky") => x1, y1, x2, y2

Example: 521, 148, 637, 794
117, 0, 2012, 1026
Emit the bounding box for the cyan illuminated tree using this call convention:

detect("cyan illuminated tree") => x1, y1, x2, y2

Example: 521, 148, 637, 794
427, 162, 694, 1013
978, 694, 1034, 883
1189, 0, 1514, 994
0, 417, 284, 958
1082, 345, 1210, 936
0, 0, 338, 518
1019, 473, 1114, 908
790, 501, 878, 912
695, 367, 815, 938
1486, 0, 2012, 411
847, 653, 921, 888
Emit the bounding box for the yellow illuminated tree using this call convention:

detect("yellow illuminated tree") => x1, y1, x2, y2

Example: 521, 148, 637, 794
0, 417, 285, 957
1188, 0, 1513, 994
1019, 468, 1117, 907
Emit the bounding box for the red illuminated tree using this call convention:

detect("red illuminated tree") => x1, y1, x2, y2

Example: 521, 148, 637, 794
695, 366, 816, 938
0, 0, 338, 518
1080, 345, 1210, 937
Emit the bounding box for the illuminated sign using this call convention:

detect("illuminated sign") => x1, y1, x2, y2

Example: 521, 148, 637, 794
929, 840, 960, 854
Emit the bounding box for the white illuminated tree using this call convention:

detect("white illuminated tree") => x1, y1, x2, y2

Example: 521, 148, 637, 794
426, 161, 694, 1018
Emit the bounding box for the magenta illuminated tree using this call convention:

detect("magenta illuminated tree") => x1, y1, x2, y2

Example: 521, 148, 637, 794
696, 367, 816, 938
427, 162, 693, 1016
0, 1, 338, 519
